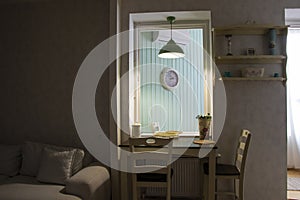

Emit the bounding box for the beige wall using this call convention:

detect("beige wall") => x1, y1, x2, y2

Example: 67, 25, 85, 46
0, 0, 110, 148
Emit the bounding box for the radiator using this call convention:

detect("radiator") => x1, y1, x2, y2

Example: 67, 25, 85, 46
146, 157, 204, 198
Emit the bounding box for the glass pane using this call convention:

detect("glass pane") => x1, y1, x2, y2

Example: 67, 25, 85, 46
138, 29, 205, 133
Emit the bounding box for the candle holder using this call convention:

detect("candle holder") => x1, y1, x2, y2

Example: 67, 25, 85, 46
225, 34, 233, 56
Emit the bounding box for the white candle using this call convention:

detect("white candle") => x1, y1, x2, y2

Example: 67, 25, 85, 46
131, 123, 141, 138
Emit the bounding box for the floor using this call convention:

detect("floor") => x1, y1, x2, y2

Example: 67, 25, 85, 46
288, 169, 300, 200
138, 170, 300, 200
143, 198, 195, 200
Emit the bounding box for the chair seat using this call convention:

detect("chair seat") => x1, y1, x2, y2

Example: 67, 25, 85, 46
137, 173, 167, 182
203, 163, 240, 176
137, 169, 174, 182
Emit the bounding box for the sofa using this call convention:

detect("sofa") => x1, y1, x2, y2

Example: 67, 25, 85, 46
0, 141, 111, 200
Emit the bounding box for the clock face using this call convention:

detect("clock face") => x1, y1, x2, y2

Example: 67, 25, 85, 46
160, 68, 179, 90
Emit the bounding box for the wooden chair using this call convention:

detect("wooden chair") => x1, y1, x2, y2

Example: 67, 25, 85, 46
203, 129, 252, 200
128, 137, 173, 200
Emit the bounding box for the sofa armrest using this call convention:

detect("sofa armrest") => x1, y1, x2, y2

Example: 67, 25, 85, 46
65, 163, 111, 200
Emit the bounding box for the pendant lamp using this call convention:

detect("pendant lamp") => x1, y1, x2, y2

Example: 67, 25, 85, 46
158, 16, 185, 59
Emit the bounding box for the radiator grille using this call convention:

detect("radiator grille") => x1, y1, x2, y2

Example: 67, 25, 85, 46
146, 157, 203, 198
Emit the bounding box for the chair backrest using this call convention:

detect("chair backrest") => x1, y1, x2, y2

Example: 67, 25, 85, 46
128, 137, 173, 173
235, 129, 251, 174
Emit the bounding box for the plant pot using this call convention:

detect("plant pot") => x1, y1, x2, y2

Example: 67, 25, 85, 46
198, 118, 211, 140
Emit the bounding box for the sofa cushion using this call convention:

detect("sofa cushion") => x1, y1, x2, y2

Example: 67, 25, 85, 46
20, 141, 84, 177
4, 175, 41, 185
37, 147, 76, 185
0, 144, 22, 176
0, 183, 81, 200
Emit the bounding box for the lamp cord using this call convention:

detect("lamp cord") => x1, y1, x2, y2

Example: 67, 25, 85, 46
170, 20, 173, 39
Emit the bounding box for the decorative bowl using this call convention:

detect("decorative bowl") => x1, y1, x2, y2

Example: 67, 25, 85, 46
241, 67, 264, 77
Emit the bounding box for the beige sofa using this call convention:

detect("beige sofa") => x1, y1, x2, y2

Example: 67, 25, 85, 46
0, 142, 111, 200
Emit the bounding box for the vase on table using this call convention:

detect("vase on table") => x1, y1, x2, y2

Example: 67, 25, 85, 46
197, 114, 212, 140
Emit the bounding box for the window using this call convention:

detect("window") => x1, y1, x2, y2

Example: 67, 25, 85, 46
129, 11, 213, 135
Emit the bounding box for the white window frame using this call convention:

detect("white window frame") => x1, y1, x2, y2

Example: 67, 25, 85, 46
129, 11, 213, 136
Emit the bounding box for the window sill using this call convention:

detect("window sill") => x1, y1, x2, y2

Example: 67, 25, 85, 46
141, 132, 199, 137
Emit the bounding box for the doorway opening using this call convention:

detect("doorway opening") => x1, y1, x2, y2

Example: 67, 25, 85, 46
285, 8, 300, 200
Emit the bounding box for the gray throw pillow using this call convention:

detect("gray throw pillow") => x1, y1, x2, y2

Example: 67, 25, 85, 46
20, 141, 85, 177
20, 141, 44, 176
0, 144, 22, 176
37, 147, 76, 185
45, 145, 84, 175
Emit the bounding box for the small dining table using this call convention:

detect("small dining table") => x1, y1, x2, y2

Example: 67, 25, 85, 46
119, 136, 217, 200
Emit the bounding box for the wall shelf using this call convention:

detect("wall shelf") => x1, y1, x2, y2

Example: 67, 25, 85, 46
213, 25, 288, 35
213, 24, 287, 86
215, 55, 286, 64
219, 77, 286, 81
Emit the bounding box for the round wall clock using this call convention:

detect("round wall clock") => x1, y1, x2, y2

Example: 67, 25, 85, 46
160, 67, 179, 90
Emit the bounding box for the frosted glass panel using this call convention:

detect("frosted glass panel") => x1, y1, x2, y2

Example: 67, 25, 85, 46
138, 29, 204, 132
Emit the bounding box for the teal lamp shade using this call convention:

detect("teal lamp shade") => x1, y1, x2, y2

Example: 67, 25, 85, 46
158, 39, 185, 59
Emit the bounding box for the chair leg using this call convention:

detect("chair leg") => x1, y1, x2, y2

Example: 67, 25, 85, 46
239, 178, 244, 200
141, 190, 146, 199
132, 186, 138, 200
167, 177, 172, 200
215, 178, 218, 200
166, 180, 171, 200
203, 174, 208, 200
132, 174, 138, 200
234, 179, 237, 200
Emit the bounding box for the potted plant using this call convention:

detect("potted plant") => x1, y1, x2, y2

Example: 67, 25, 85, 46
196, 113, 212, 140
